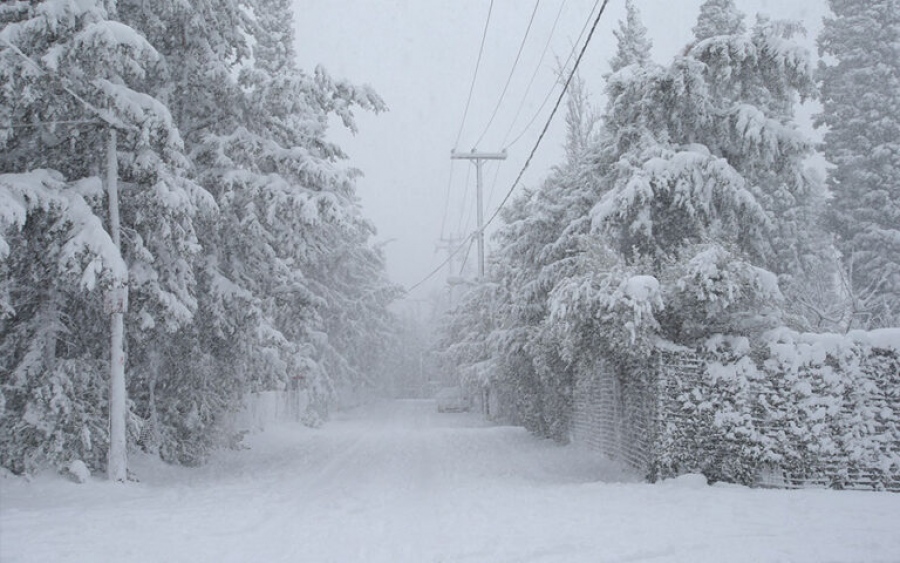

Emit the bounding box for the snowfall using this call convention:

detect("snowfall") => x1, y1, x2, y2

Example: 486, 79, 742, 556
2, 401, 900, 563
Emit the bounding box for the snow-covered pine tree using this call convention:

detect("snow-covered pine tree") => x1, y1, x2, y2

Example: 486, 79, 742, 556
691, 9, 825, 297
586, 0, 820, 343
118, 0, 391, 459
692, 0, 746, 40
1, 0, 394, 473
817, 0, 900, 329
1, 0, 204, 473
114, 0, 278, 462
547, 1, 669, 355
0, 173, 124, 473
226, 0, 394, 410
609, 0, 652, 73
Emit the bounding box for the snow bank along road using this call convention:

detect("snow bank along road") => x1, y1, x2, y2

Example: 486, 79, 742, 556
2, 400, 900, 563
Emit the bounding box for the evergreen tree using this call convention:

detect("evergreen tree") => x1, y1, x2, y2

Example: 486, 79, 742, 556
116, 0, 391, 460
1, 0, 396, 472
586, 1, 820, 342
817, 0, 900, 328
609, 0, 652, 73
693, 0, 746, 40
0, 175, 121, 473
1, 0, 204, 472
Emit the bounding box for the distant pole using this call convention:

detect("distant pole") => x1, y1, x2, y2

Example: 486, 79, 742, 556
436, 236, 462, 278
450, 149, 507, 278
437, 235, 462, 304
107, 126, 128, 483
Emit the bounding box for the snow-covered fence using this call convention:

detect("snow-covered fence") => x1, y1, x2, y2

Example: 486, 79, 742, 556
572, 330, 900, 491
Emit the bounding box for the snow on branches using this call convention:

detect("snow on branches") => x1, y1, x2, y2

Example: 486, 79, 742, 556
0, 170, 125, 288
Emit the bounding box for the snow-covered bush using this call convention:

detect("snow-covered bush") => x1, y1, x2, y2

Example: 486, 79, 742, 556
549, 268, 664, 361
667, 244, 784, 342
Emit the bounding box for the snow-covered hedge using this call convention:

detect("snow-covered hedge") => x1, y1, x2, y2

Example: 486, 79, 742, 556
655, 329, 900, 490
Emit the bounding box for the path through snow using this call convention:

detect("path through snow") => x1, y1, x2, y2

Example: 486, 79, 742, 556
2, 400, 900, 562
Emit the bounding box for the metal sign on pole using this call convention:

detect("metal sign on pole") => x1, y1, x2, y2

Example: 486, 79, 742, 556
450, 149, 507, 279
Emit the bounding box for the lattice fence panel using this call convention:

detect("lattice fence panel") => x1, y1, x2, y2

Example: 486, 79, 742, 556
572, 345, 900, 491
572, 357, 661, 476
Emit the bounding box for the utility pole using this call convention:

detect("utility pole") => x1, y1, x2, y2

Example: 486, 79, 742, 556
450, 149, 506, 279
436, 235, 463, 304
105, 126, 128, 483
436, 236, 463, 279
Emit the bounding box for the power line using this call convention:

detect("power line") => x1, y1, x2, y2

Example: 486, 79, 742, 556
485, 156, 505, 211
453, 0, 495, 150
499, 0, 568, 147
486, 0, 570, 209
503, 0, 599, 150
472, 0, 541, 148
458, 233, 477, 275
443, 0, 494, 244
408, 0, 611, 294
6, 119, 103, 128
485, 0, 611, 231
488, 0, 601, 227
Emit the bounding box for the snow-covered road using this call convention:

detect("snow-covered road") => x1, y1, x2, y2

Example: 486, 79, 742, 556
2, 400, 900, 562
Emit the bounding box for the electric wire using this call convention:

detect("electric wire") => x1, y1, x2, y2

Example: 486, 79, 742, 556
485, 156, 505, 212
472, 0, 540, 148
488, 0, 598, 222
408, 0, 612, 294
442, 0, 494, 243
499, 0, 567, 148
453, 0, 495, 150
503, 0, 599, 150
458, 234, 477, 276
7, 120, 104, 128
485, 0, 611, 231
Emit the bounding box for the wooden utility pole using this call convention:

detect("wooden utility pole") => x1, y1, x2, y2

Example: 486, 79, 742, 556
450, 149, 506, 279
437, 235, 464, 306
106, 126, 128, 483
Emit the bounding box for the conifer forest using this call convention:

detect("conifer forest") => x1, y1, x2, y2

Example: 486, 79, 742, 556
1, 1, 899, 561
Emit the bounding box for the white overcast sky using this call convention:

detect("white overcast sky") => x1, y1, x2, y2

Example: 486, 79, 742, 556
293, 0, 829, 300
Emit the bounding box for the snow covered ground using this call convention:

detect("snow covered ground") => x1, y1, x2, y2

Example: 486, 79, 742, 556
2, 400, 900, 563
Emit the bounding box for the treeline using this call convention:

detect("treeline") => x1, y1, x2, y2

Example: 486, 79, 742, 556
0, 0, 399, 473
441, 0, 899, 440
